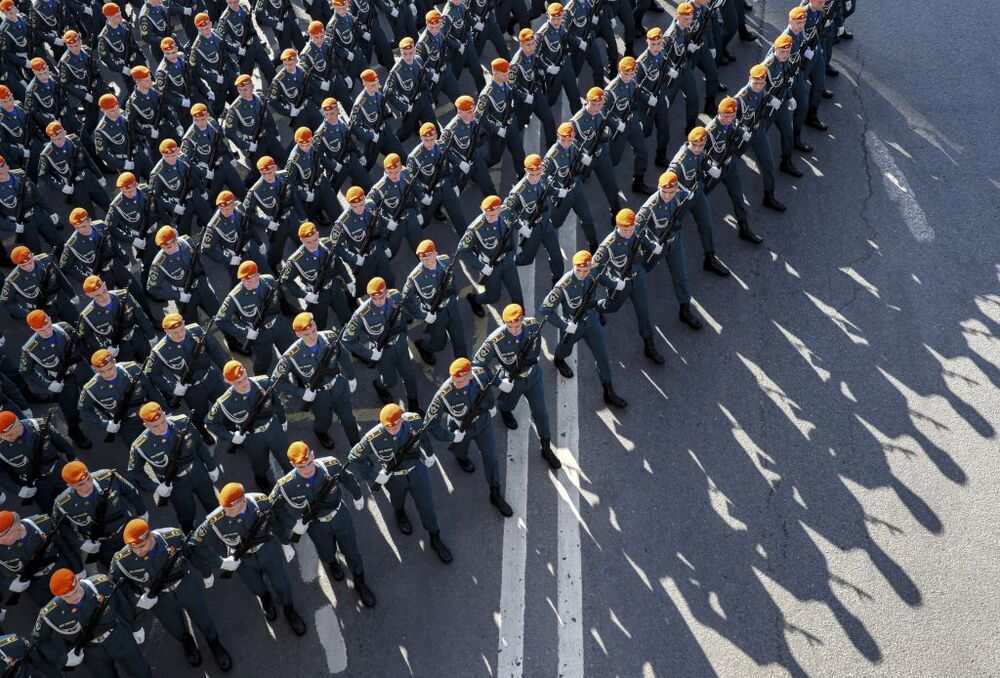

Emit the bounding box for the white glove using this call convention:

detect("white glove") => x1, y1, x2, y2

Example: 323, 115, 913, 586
518, 224, 531, 238
275, 19, 283, 29
320, 80, 330, 91
420, 194, 432, 206
181, 98, 192, 108
474, 20, 484, 30
430, 71, 439, 83
123, 159, 134, 171
710, 48, 717, 58
148, 337, 158, 348
423, 454, 436, 468
387, 218, 398, 232
305, 291, 319, 304
66, 649, 85, 667
707, 164, 722, 179
258, 243, 267, 255
804, 48, 815, 60
81, 539, 101, 554
302, 388, 317, 402
578, 39, 587, 49
140, 512, 149, 522
348, 378, 357, 393
238, 47, 246, 56
209, 467, 220, 482
84, 92, 94, 102
14, 222, 23, 233
390, 6, 398, 16
216, 74, 225, 84
354, 253, 366, 266
615, 119, 626, 133
267, 220, 279, 232
347, 281, 356, 296
172, 382, 188, 397
206, 168, 215, 180
652, 242, 663, 256
203, 574, 214, 588
229, 254, 241, 265
668, 67, 679, 79
220, 556, 240, 571
71, 295, 80, 304
423, 311, 437, 324
687, 42, 699, 53
245, 328, 260, 340
108, 345, 121, 357
647, 94, 657, 106
178, 291, 192, 303
0, 492, 5, 504
459, 160, 471, 173
249, 141, 258, 152
133, 628, 145, 645
371, 132, 380, 143
151, 129, 160, 139
306, 190, 315, 202
154, 482, 173, 499
61, 184, 74, 195
362, 30, 371, 41
136, 593, 158, 610
489, 406, 497, 417
457, 43, 464, 54
581, 153, 592, 167
767, 95, 782, 110
132, 237, 146, 250
498, 127, 506, 139
481, 263, 494, 276
524, 92, 534, 104
615, 278, 627, 292
564, 321, 578, 334
207, 91, 216, 102
557, 187, 568, 198
173, 204, 186, 215
374, 470, 390, 485
788, 98, 798, 112
346, 51, 354, 61
183, 6, 192, 14
48, 380, 65, 393
291, 519, 309, 535
546, 64, 559, 74
290, 106, 302, 117
352, 496, 364, 511
105, 420, 121, 433
383, 247, 392, 259
18, 485, 37, 499
498, 378, 514, 393
369, 347, 382, 361
451, 429, 465, 443
405, 103, 413, 114
8, 577, 30, 593
742, 130, 752, 142
231, 431, 246, 445
281, 420, 288, 432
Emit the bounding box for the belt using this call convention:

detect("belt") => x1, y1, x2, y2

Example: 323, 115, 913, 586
160, 578, 183, 594
90, 629, 113, 645
315, 502, 341, 523
252, 420, 272, 434
392, 466, 414, 476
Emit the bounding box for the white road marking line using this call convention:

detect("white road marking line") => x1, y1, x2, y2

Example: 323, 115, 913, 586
865, 131, 935, 242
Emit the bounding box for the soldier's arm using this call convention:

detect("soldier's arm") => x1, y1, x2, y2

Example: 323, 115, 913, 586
127, 294, 155, 338
114, 471, 148, 517
267, 76, 293, 117
205, 332, 229, 368
204, 400, 233, 442
126, 447, 159, 493
49, 426, 76, 460
538, 283, 569, 331
471, 336, 496, 373
19, 346, 50, 394
78, 385, 111, 429
423, 392, 453, 442
189, 519, 223, 575
214, 296, 248, 340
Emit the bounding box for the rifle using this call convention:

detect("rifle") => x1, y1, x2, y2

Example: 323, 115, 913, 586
557, 272, 603, 345
426, 255, 457, 314
264, 176, 290, 245
90, 226, 113, 279
68, 578, 121, 655
454, 117, 483, 192
360, 90, 392, 160
288, 461, 349, 543
4, 513, 65, 606
384, 422, 431, 474
230, 202, 256, 263
605, 230, 645, 303
477, 221, 514, 285
249, 95, 270, 148
52, 317, 85, 385
176, 228, 208, 315
144, 530, 195, 598
507, 314, 551, 378
643, 185, 693, 266
167, 316, 218, 408
104, 354, 154, 443
239, 264, 284, 352
225, 376, 282, 455
300, 331, 343, 413
154, 419, 193, 507
373, 297, 404, 353
104, 291, 132, 358
20, 417, 52, 503
1, 639, 38, 678
516, 182, 552, 249
12, 171, 29, 225
308, 242, 336, 298
454, 370, 500, 434
84, 476, 117, 563
219, 499, 272, 579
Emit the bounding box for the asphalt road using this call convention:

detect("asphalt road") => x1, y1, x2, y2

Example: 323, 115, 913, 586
3, 1, 999, 677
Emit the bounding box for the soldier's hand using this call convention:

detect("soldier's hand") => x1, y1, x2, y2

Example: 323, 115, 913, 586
132, 237, 147, 250
615, 278, 626, 291
106, 420, 121, 433
459, 160, 471, 173
81, 539, 101, 554
423, 454, 436, 468
122, 66, 132, 75
203, 574, 215, 588
525, 92, 534, 104
206, 169, 215, 180
181, 98, 192, 108
137, 593, 158, 610
231, 431, 247, 445
742, 129, 752, 142
65, 649, 85, 668
109, 343, 121, 356
332, 159, 344, 172
220, 556, 241, 571
217, 74, 225, 84
148, 337, 158, 348
546, 64, 559, 75
564, 321, 578, 335
424, 311, 437, 324
788, 98, 797, 112
557, 187, 569, 198
347, 281, 356, 296
320, 80, 330, 91
707, 164, 721, 179
229, 254, 242, 266
374, 470, 390, 485
306, 190, 315, 202
362, 30, 371, 40
430, 71, 439, 83
258, 243, 268, 255
207, 91, 216, 102
489, 406, 497, 417
61, 183, 74, 195
348, 378, 357, 393
14, 221, 24, 233
173, 204, 186, 215
8, 577, 30, 593
249, 141, 258, 152
245, 328, 260, 340
498, 127, 507, 139
290, 106, 302, 117
17, 485, 37, 500
652, 242, 664, 256
305, 291, 320, 304
370, 347, 383, 361
451, 429, 466, 443
282, 543, 295, 562
668, 67, 679, 79
151, 129, 160, 139
209, 466, 220, 482
499, 378, 514, 393
481, 263, 494, 276
281, 420, 288, 432
387, 218, 399, 231
581, 153, 592, 166
474, 20, 484, 30
518, 224, 531, 238
616, 120, 626, 133
578, 39, 588, 49
687, 42, 700, 53
420, 194, 432, 206
154, 482, 173, 499
48, 380, 65, 393
50, 213, 59, 224
133, 628, 145, 645
346, 51, 354, 61
178, 291, 192, 303
303, 388, 317, 402
804, 47, 815, 60
353, 496, 364, 511
85, 92, 94, 102
276, 20, 283, 29
291, 519, 309, 535
710, 48, 717, 58
124, 159, 134, 170
647, 94, 657, 107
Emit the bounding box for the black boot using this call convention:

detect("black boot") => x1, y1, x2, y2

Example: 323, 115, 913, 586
259, 592, 278, 621
539, 438, 561, 469
465, 291, 485, 317
315, 430, 336, 450
181, 633, 202, 667
430, 532, 453, 563
434, 205, 448, 223
703, 253, 731, 277
416, 341, 436, 365
353, 573, 376, 607
326, 559, 345, 581
283, 604, 308, 636
631, 176, 653, 194
373, 379, 393, 405
762, 192, 786, 211
407, 397, 423, 416
643, 337, 665, 365
553, 358, 574, 379
207, 637, 233, 672
602, 383, 628, 409
703, 96, 716, 116
453, 451, 476, 473
68, 425, 92, 449
821, 89, 834, 99
716, 82, 728, 92
825, 65, 839, 77
739, 26, 756, 41
655, 150, 669, 168
500, 410, 518, 430
840, 29, 854, 40
794, 135, 813, 153
737, 219, 763, 243
254, 475, 273, 493
395, 508, 413, 535
805, 108, 828, 131
679, 303, 703, 329
489, 485, 513, 517
780, 155, 804, 177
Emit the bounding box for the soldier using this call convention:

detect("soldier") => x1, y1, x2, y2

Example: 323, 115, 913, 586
215, 261, 294, 375
785, 7, 818, 146
110, 519, 233, 669
604, 57, 652, 195
565, 0, 612, 87
0, 165, 55, 256
469, 0, 509, 60
271, 49, 323, 131
425, 358, 512, 516
79, 275, 156, 362
59, 209, 139, 307
58, 29, 108, 133
147, 312, 227, 441
343, 276, 422, 411
316, 97, 371, 195
0, 86, 44, 180
276, 311, 362, 451
0, 631, 50, 676
53, 460, 148, 567
218, 0, 276, 82
245, 155, 305, 271
0, 509, 81, 611
2, 247, 77, 323
544, 122, 597, 251
663, 4, 701, 136
224, 73, 285, 169
96, 3, 142, 97
93, 93, 152, 177
283, 221, 353, 329
687, 0, 725, 117
349, 68, 405, 169
385, 36, 435, 143
325, 0, 365, 80
635, 171, 702, 330
801, 0, 832, 133
571, 87, 623, 221
205, 360, 291, 492
38, 121, 110, 213
146, 224, 219, 321
189, 13, 233, 118
635, 27, 675, 169
509, 28, 555, 148
106, 171, 159, 272
351, 0, 392, 69
507, 153, 562, 282
301, 20, 351, 111
473, 303, 560, 469
591, 208, 665, 365
369, 152, 430, 257
539, 250, 628, 408
25, 58, 81, 142
349, 403, 452, 561
181, 102, 244, 198
126, 65, 186, 157
33, 569, 151, 677
332, 186, 393, 289
703, 96, 765, 241
202, 190, 271, 290
79, 348, 161, 446
460, 195, 524, 318
415, 8, 460, 105
441, 0, 484, 92
439, 94, 496, 197
0, 410, 76, 512
253, 0, 297, 51
154, 37, 198, 129
190, 482, 307, 634
477, 58, 526, 171
149, 138, 213, 236
286, 127, 340, 227
0, 2, 35, 100
270, 441, 376, 606
27, 0, 66, 61
764, 36, 808, 178
17, 310, 93, 448
402, 239, 468, 365
406, 122, 465, 231
668, 126, 731, 276
138, 0, 172, 65
534, 3, 581, 108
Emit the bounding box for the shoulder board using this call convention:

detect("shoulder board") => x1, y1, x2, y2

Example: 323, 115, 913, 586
402, 412, 422, 424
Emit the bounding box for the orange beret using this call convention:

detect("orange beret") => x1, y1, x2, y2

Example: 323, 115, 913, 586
547, 2, 563, 16
379, 403, 402, 426
346, 186, 365, 203
366, 277, 386, 295
219, 482, 244, 507
10, 245, 31, 265
615, 208, 636, 227
481, 195, 502, 211
123, 518, 149, 545
687, 126, 708, 142
158, 138, 178, 154
191, 102, 208, 116
750, 63, 768, 78
399, 36, 414, 49
63, 30, 79, 44
61, 460, 89, 485
491, 58, 509, 73
26, 309, 49, 330
308, 20, 324, 35
30, 57, 46, 72
223, 360, 246, 382
116, 171, 137, 188
160, 37, 176, 50
518, 28, 534, 42
524, 154, 542, 170
360, 69, 377, 83
383, 153, 401, 170
718, 96, 737, 114
774, 34, 793, 48
586, 87, 604, 101
102, 2, 120, 17
291, 312, 314, 331
131, 65, 150, 80
294, 127, 313, 143
557, 122, 574, 137
0, 510, 14, 536
646, 27, 663, 40
50, 568, 77, 596
138, 402, 162, 422
194, 11, 210, 26
321, 97, 339, 110
658, 171, 678, 188
69, 207, 90, 225
161, 312, 184, 329
236, 260, 258, 279
789, 7, 807, 20
449, 357, 471, 377
419, 122, 436, 137
425, 9, 441, 23
455, 95, 475, 112
677, 2, 694, 15
298, 221, 317, 238
572, 250, 592, 266
0, 0, 16, 11
280, 48, 298, 60
45, 121, 64, 137
216, 190, 235, 206
287, 441, 311, 464
83, 276, 103, 293
235, 73, 253, 87
619, 56, 636, 73
0, 411, 16, 433
502, 304, 523, 322
256, 155, 276, 171
415, 239, 435, 255
90, 348, 113, 367
0, 85, 10, 99
154, 225, 176, 246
